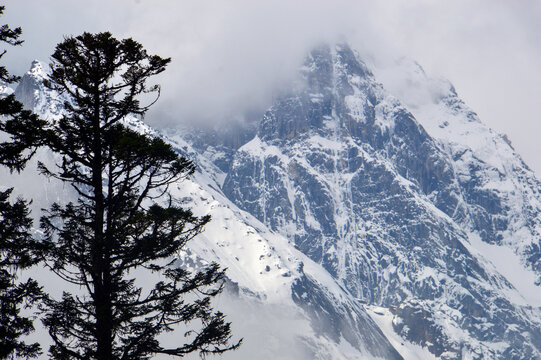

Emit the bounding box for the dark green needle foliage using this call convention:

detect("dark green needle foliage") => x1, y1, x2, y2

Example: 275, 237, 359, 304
0, 6, 42, 359
0, 31, 239, 359
0, 189, 42, 359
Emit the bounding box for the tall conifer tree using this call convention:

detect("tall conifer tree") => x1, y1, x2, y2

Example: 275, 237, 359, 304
0, 5, 42, 359
0, 31, 238, 359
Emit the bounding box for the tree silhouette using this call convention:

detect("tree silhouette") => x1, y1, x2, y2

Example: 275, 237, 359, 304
0, 31, 239, 360
0, 5, 42, 359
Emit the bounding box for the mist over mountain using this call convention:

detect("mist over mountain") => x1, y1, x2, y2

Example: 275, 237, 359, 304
3, 0, 541, 175
4, 37, 541, 359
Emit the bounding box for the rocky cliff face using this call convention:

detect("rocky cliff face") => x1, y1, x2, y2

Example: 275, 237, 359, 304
202, 44, 541, 359
9, 43, 541, 359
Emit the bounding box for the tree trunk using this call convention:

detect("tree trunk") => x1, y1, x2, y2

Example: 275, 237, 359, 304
91, 87, 113, 360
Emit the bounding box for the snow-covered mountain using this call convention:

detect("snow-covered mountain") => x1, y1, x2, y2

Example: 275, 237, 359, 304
5, 43, 541, 359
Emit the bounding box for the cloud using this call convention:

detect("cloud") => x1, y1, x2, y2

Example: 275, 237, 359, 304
2, 0, 540, 173
3, 0, 364, 125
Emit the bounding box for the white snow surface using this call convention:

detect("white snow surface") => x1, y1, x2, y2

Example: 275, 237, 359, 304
465, 232, 541, 308
0, 82, 14, 96
366, 306, 437, 360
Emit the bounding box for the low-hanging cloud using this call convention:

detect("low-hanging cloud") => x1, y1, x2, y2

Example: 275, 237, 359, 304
2, 0, 541, 173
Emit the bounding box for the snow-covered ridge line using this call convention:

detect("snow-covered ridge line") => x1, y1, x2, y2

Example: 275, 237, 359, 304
373, 56, 541, 274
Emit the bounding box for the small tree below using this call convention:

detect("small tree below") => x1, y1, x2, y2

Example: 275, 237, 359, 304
0, 31, 239, 360
0, 189, 42, 359
0, 5, 42, 359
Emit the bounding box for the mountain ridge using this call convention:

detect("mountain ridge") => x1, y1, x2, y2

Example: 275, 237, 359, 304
6, 42, 541, 359
210, 43, 541, 358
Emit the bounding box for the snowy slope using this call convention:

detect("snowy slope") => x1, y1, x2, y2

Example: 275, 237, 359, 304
374, 57, 541, 276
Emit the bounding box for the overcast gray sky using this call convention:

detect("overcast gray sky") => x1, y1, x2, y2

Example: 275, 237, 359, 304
2, 0, 540, 175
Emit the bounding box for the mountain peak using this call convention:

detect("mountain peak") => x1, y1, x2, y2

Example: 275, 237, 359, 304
222, 42, 541, 359
27, 59, 47, 79
14, 60, 64, 117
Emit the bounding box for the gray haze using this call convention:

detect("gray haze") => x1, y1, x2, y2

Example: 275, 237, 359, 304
2, 0, 541, 175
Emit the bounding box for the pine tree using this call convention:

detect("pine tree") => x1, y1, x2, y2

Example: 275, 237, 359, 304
0, 5, 42, 359
0, 190, 41, 359
0, 31, 239, 359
